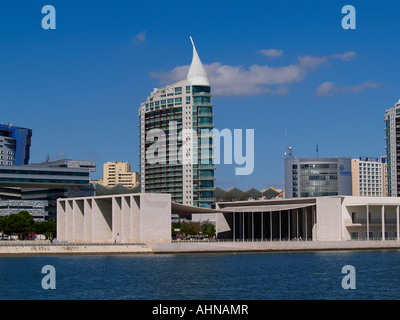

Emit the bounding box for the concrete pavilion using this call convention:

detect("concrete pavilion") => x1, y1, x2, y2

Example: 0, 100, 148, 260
57, 193, 400, 243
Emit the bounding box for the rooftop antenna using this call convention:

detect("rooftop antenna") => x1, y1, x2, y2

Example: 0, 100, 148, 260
316, 142, 319, 158
284, 128, 294, 158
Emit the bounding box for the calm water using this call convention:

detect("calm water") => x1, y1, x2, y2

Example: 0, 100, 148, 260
1, 250, 400, 300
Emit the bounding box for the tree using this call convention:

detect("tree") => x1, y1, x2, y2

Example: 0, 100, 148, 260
3, 211, 34, 238
34, 220, 57, 239
179, 221, 201, 237
201, 220, 216, 237
0, 216, 6, 232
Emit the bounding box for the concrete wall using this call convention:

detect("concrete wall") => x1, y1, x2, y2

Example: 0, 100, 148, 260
315, 197, 342, 241
57, 193, 171, 243
139, 193, 171, 243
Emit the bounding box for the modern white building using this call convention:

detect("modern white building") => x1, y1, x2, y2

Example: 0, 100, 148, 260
57, 193, 172, 243
57, 193, 400, 243
139, 37, 215, 208
216, 196, 400, 241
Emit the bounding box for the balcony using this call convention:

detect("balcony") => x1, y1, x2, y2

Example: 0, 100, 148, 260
350, 219, 398, 225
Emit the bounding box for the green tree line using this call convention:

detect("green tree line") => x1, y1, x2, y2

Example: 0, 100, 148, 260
172, 220, 216, 238
0, 211, 56, 240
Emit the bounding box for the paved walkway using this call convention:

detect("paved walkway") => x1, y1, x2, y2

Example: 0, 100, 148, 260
1, 240, 400, 256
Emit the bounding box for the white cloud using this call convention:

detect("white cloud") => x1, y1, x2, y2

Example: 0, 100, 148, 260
259, 49, 283, 57
151, 51, 357, 96
316, 81, 335, 96
134, 31, 147, 44
317, 80, 381, 97
332, 51, 357, 61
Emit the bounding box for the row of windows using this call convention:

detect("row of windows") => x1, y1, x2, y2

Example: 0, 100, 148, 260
300, 164, 338, 169
0, 178, 88, 184
145, 86, 211, 111
0, 169, 89, 177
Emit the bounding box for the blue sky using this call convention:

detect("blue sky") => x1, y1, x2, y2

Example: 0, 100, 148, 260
1, 0, 399, 191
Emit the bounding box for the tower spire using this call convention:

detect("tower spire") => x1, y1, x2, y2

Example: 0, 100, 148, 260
187, 36, 210, 86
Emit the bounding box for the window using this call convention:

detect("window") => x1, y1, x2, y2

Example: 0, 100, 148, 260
193, 96, 210, 104
175, 97, 182, 105
175, 87, 182, 94
192, 86, 211, 93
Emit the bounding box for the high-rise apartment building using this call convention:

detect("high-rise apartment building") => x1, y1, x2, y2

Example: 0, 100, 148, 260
284, 157, 352, 198
384, 99, 400, 196
351, 157, 387, 197
0, 123, 32, 166
139, 38, 215, 207
102, 161, 139, 188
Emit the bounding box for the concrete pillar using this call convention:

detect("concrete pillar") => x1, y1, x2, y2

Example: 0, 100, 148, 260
232, 212, 236, 241
130, 196, 141, 243
112, 197, 122, 243
312, 205, 317, 241
382, 205, 385, 241
242, 211, 245, 241
252, 212, 254, 241
397, 205, 400, 241
121, 196, 131, 242
66, 200, 73, 241
305, 208, 308, 240
73, 200, 85, 242
367, 204, 370, 240
56, 201, 66, 241
84, 199, 93, 242
270, 211, 272, 241
279, 210, 281, 241
261, 212, 264, 240
288, 210, 291, 240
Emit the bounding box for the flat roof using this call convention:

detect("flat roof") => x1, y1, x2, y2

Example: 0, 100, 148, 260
171, 202, 231, 214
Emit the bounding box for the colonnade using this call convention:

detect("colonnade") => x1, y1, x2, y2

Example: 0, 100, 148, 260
230, 206, 316, 241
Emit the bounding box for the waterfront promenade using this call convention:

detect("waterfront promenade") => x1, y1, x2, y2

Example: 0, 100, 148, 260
1, 240, 400, 256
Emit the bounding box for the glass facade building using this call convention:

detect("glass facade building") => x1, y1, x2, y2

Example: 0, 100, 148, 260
0, 123, 32, 166
384, 99, 400, 196
285, 158, 352, 198
0, 159, 96, 220
139, 38, 215, 207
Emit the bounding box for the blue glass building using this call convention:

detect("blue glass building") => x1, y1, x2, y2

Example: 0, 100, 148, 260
0, 123, 32, 166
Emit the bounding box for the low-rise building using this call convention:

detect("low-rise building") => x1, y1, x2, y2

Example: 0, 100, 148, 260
102, 161, 139, 188
284, 157, 352, 198
57, 193, 400, 243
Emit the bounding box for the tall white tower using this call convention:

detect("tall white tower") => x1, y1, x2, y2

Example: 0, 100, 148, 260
139, 38, 215, 207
